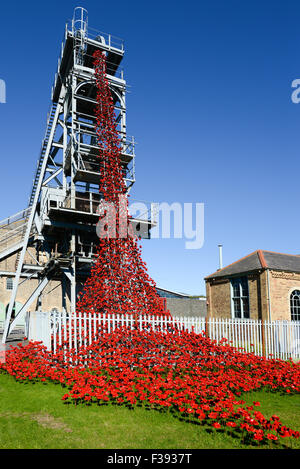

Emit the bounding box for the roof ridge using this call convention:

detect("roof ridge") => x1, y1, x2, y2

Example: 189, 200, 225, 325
257, 249, 267, 268
262, 250, 300, 258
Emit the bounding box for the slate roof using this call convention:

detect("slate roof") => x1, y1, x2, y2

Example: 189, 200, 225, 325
156, 287, 189, 298
205, 250, 300, 280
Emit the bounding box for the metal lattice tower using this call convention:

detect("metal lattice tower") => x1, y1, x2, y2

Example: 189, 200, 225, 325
1, 7, 156, 343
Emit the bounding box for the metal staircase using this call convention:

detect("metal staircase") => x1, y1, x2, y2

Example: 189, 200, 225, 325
28, 102, 58, 207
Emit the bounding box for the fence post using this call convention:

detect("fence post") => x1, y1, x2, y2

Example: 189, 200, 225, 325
205, 316, 209, 337
261, 319, 266, 357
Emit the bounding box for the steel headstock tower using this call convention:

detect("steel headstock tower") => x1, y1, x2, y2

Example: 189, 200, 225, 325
1, 7, 156, 343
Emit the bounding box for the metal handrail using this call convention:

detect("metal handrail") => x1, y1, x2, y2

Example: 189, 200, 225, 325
67, 20, 124, 52
28, 102, 57, 207
0, 207, 31, 228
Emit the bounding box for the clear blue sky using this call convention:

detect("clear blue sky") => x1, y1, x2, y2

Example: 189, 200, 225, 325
1, 0, 300, 296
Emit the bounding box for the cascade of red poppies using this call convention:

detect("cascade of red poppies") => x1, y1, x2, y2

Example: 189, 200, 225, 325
2, 329, 300, 446
77, 50, 168, 317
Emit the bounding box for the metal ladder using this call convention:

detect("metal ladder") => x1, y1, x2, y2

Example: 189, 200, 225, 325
12, 104, 58, 269
28, 102, 58, 208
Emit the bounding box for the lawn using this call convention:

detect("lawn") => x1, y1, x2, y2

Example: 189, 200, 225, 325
0, 372, 299, 449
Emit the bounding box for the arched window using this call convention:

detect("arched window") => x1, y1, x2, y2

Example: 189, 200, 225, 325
290, 290, 300, 321
5, 303, 16, 320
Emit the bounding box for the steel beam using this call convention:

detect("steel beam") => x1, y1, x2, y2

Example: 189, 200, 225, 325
2, 103, 61, 343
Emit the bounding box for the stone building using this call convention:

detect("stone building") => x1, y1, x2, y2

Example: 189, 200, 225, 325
0, 222, 71, 328
205, 250, 300, 321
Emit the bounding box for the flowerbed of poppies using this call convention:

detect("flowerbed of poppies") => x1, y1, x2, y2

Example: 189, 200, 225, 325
1, 325, 299, 447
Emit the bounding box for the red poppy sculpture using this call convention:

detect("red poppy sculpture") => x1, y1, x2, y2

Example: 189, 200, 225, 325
77, 50, 167, 318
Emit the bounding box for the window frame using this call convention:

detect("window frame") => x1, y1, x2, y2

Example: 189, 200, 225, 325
290, 290, 300, 321
230, 276, 250, 319
6, 277, 13, 291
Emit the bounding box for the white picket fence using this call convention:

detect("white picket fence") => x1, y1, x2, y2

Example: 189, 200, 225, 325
28, 311, 300, 361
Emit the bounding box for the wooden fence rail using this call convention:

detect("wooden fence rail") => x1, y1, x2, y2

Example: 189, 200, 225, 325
28, 312, 300, 361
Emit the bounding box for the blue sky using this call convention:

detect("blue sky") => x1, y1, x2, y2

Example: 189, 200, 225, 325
1, 0, 300, 295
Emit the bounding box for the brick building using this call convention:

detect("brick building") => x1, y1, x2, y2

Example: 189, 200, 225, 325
0, 234, 71, 328
205, 250, 300, 321
157, 288, 207, 317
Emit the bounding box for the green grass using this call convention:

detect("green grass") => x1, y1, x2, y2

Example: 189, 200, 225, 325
0, 372, 299, 449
